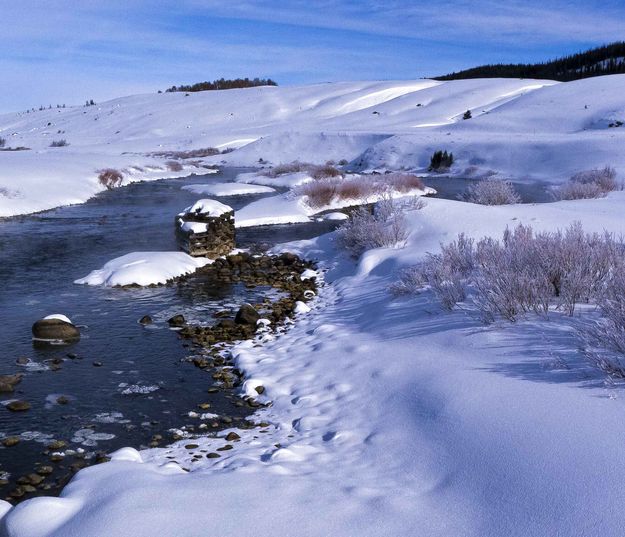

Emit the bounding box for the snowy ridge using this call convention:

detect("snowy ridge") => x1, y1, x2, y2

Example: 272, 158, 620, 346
0, 77, 594, 217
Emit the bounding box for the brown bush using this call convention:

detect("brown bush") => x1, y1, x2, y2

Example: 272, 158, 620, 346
385, 173, 425, 193
165, 160, 183, 172
148, 147, 220, 159
98, 168, 123, 190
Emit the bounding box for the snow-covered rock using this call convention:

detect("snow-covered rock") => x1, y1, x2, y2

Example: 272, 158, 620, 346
74, 252, 210, 287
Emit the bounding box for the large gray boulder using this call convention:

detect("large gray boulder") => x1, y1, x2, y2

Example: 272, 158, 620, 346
32, 314, 80, 342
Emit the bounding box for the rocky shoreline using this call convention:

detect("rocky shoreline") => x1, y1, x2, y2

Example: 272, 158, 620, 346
1, 250, 319, 504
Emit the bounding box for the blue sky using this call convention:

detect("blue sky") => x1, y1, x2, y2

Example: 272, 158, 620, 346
1, 0, 624, 112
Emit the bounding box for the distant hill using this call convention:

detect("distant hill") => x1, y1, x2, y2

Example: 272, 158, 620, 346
165, 77, 278, 93
435, 42, 625, 82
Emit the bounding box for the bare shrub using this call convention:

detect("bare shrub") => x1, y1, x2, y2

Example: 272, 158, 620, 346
385, 173, 425, 193
149, 148, 220, 159
296, 173, 428, 209
165, 160, 183, 172
583, 270, 625, 377
396, 223, 623, 320
553, 181, 604, 200
50, 139, 69, 147
297, 180, 337, 208
337, 198, 417, 257
98, 168, 124, 190
267, 161, 309, 177
553, 166, 620, 200
463, 179, 521, 205
572, 166, 618, 192
310, 164, 342, 180
267, 161, 342, 180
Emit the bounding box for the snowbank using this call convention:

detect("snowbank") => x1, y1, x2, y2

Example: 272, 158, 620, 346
180, 199, 232, 218
181, 183, 275, 196
74, 252, 210, 287
9, 194, 625, 536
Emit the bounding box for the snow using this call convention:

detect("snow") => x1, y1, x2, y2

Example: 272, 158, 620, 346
181, 198, 233, 218
73, 252, 210, 287
5, 75, 625, 536
236, 170, 314, 188
181, 183, 275, 196
8, 192, 625, 536
179, 220, 208, 234
42, 314, 72, 324
235, 181, 434, 228
0, 78, 563, 217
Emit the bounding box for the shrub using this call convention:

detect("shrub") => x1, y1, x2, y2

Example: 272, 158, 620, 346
267, 162, 342, 180
429, 150, 453, 171
583, 269, 625, 376
338, 159, 349, 166
296, 173, 428, 209
98, 169, 123, 190
149, 148, 220, 159
0, 137, 5, 148
337, 197, 420, 256
165, 160, 183, 172
553, 166, 620, 200
297, 180, 338, 208
310, 164, 342, 180
463, 110, 472, 120
463, 179, 521, 205
50, 139, 68, 147
397, 223, 622, 321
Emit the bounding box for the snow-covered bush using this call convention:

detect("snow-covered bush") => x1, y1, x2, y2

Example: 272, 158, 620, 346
397, 223, 622, 321
583, 270, 625, 377
98, 168, 123, 190
337, 197, 420, 256
50, 139, 69, 147
553, 166, 620, 200
463, 179, 521, 205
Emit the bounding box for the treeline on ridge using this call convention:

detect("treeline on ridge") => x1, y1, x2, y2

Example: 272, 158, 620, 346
435, 42, 625, 82
165, 77, 278, 93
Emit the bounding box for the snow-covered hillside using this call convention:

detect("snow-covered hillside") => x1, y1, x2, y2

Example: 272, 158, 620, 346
3, 75, 624, 217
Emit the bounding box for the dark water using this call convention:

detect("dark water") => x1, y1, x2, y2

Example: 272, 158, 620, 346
0, 168, 338, 497
424, 176, 553, 203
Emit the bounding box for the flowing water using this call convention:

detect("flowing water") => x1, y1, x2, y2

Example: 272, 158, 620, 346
0, 168, 338, 499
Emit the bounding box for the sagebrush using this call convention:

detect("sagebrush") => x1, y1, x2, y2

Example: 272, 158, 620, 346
553, 166, 620, 200
463, 179, 520, 205
98, 169, 123, 190
337, 197, 424, 256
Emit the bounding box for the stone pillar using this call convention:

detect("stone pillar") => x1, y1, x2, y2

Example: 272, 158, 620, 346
176, 199, 235, 258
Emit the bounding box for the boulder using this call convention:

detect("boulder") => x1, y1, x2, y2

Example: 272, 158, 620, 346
139, 315, 153, 325
235, 304, 260, 326
32, 316, 80, 342
168, 314, 185, 327
0, 374, 22, 392
7, 400, 31, 412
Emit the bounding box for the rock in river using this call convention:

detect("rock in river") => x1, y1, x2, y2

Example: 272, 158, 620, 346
32, 314, 80, 342
7, 400, 31, 412
234, 304, 260, 326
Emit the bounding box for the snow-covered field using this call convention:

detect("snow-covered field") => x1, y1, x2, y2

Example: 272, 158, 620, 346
3, 76, 625, 536
2, 75, 625, 217
5, 193, 625, 536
